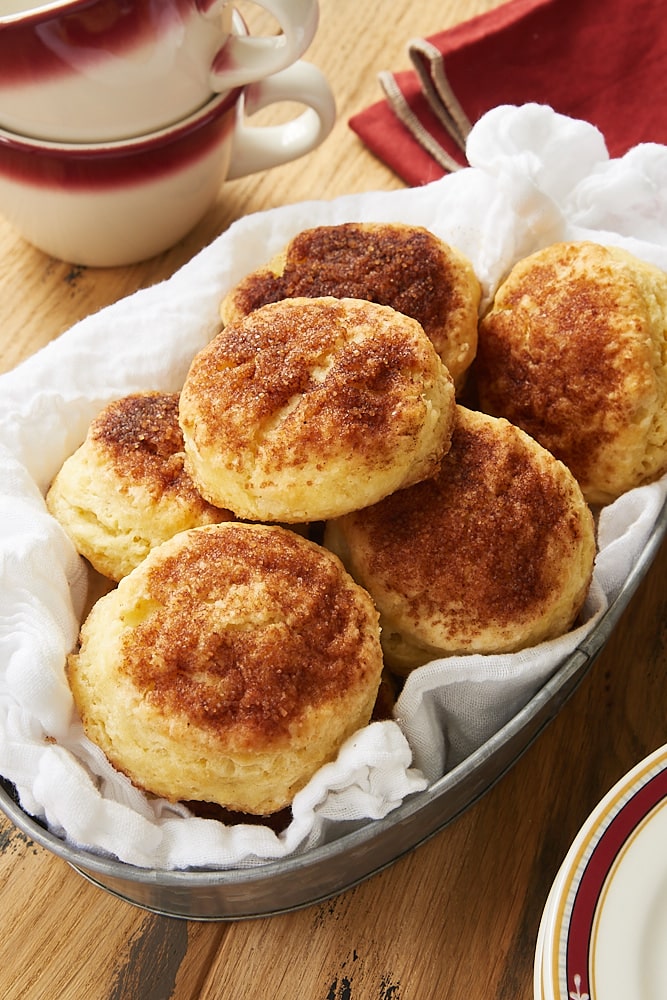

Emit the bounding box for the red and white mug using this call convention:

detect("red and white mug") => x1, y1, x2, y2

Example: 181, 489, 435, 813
0, 55, 336, 266
0, 0, 320, 142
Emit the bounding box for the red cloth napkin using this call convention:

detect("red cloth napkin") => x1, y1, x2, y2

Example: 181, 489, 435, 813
349, 0, 667, 186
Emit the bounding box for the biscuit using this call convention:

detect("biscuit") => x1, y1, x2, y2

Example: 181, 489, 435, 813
325, 406, 596, 673
219, 222, 481, 389
476, 241, 667, 504
179, 296, 456, 522
46, 392, 233, 581
67, 522, 384, 815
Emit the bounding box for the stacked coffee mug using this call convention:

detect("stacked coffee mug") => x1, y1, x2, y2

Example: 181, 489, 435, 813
0, 0, 335, 266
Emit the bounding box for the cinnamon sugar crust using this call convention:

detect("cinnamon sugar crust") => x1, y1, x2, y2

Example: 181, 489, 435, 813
220, 222, 481, 388
477, 241, 667, 504
92, 393, 206, 503
180, 296, 456, 522
67, 522, 383, 815
46, 392, 232, 581
122, 524, 375, 741
325, 406, 596, 671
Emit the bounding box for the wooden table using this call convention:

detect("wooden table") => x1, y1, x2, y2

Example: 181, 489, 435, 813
1, 1, 665, 997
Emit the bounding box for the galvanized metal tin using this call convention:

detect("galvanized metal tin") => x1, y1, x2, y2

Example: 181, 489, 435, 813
2, 499, 664, 921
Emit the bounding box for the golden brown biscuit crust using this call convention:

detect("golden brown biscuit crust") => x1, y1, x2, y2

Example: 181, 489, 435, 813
220, 222, 481, 387
180, 296, 455, 521
476, 241, 667, 504
326, 406, 596, 668
68, 523, 384, 813
91, 393, 209, 505
121, 525, 377, 744
46, 392, 232, 581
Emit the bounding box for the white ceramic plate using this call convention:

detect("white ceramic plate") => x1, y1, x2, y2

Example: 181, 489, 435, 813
533, 880, 550, 999
539, 743, 667, 1000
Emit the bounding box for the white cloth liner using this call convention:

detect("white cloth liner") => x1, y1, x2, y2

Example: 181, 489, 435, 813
1, 103, 666, 870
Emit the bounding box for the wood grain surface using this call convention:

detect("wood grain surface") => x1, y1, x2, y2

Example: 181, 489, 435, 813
1, 1, 665, 998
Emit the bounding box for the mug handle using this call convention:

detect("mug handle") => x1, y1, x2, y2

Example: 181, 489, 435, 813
226, 60, 336, 180
207, 0, 320, 91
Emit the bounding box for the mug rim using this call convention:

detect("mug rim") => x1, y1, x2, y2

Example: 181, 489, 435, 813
0, 0, 165, 27
0, 85, 242, 158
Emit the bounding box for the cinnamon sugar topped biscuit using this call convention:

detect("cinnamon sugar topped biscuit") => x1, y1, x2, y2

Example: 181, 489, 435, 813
476, 241, 667, 504
220, 222, 481, 388
46, 392, 233, 581
67, 522, 383, 814
325, 406, 596, 672
180, 296, 456, 522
